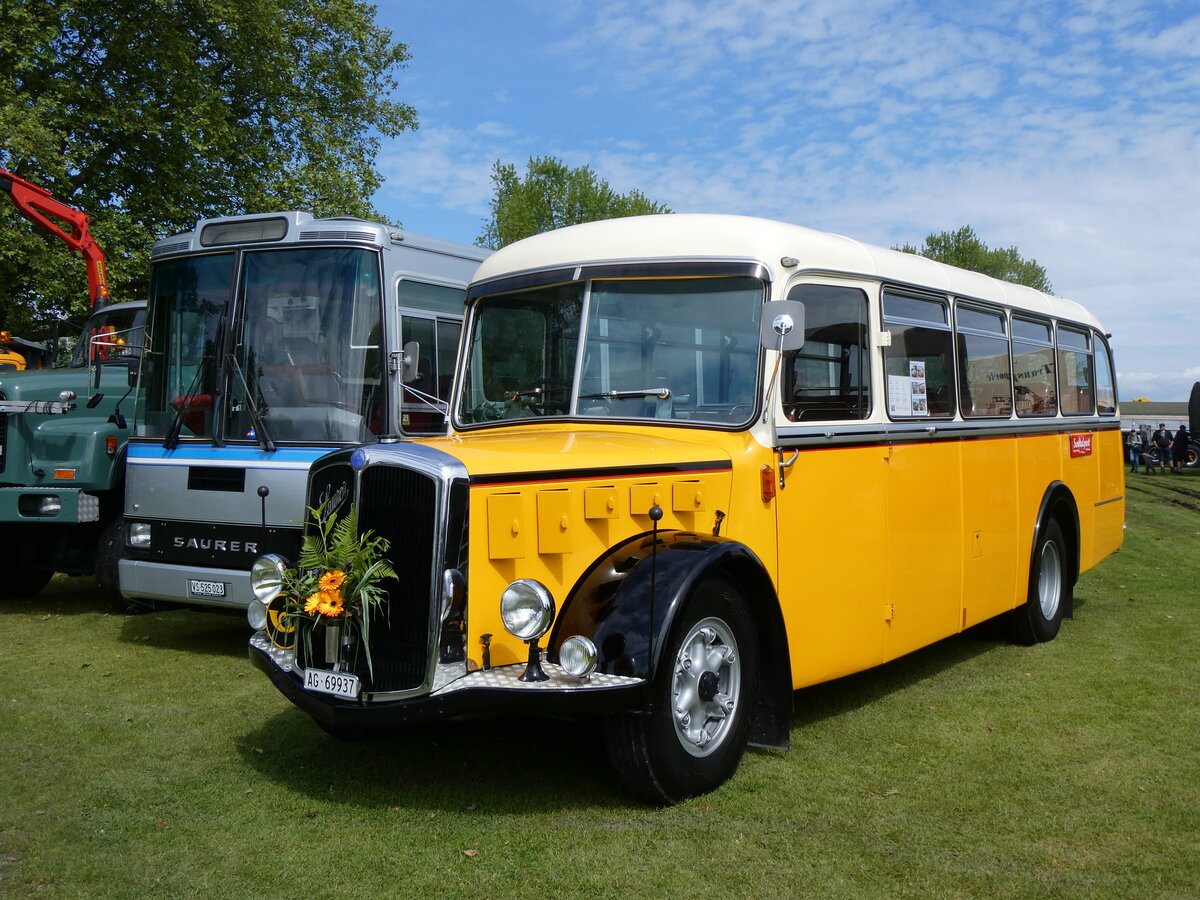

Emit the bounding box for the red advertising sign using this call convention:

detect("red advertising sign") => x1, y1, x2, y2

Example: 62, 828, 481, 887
1069, 433, 1093, 457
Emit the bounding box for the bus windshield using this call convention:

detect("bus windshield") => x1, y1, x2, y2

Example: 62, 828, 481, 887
139, 246, 383, 444
458, 276, 764, 426
141, 252, 233, 441
228, 247, 382, 443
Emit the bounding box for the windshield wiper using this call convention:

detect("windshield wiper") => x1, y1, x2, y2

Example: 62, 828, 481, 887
579, 387, 672, 400
503, 385, 566, 402
164, 357, 210, 450
227, 354, 276, 452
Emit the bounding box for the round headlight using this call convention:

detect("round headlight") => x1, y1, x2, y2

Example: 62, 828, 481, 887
246, 597, 268, 631
250, 554, 289, 603
500, 580, 555, 641
559, 635, 598, 678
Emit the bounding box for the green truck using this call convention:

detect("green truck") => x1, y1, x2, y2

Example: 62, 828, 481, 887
0, 300, 145, 600
1, 165, 146, 602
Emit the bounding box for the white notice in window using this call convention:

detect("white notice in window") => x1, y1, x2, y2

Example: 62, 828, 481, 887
889, 361, 930, 417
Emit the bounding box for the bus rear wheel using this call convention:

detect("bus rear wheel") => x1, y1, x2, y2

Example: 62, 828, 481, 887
1004, 518, 1069, 645
603, 576, 758, 805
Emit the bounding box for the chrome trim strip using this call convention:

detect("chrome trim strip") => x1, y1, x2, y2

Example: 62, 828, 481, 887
776, 417, 1122, 448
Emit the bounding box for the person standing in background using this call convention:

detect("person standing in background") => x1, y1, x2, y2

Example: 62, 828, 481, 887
1152, 423, 1173, 472
1125, 426, 1144, 473
1171, 424, 1190, 474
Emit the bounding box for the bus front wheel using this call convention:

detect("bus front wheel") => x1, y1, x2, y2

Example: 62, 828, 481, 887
1004, 518, 1069, 645
603, 576, 758, 805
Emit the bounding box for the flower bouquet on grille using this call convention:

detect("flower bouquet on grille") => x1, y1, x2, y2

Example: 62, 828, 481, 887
281, 503, 396, 681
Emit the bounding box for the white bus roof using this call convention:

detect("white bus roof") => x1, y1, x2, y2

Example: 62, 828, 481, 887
473, 214, 1101, 331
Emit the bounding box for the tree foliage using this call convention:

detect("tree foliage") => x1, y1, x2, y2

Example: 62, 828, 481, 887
895, 225, 1052, 293
0, 0, 416, 336
479, 156, 672, 250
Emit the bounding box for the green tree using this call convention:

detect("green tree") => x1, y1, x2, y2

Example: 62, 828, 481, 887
0, 0, 416, 336
896, 225, 1052, 293
479, 156, 672, 250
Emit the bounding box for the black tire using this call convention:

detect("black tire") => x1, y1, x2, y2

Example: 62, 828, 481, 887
604, 576, 758, 805
1003, 518, 1069, 645
6, 567, 53, 600
96, 517, 154, 614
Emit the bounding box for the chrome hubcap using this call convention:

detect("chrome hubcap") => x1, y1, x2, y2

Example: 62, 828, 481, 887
1037, 539, 1062, 620
671, 616, 740, 758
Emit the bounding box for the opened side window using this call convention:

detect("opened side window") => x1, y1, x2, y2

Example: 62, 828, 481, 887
781, 283, 870, 422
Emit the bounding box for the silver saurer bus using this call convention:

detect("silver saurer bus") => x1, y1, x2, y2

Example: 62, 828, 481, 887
119, 212, 488, 610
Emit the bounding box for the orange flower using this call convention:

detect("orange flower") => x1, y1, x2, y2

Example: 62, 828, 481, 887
319, 570, 346, 592
316, 589, 345, 618
303, 592, 324, 615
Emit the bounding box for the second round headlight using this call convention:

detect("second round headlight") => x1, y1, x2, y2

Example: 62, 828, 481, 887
250, 553, 289, 603
246, 596, 268, 631
559, 635, 598, 678
500, 579, 555, 641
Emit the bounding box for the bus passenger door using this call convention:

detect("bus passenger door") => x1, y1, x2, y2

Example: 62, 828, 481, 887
878, 289, 966, 659
773, 281, 887, 687
775, 443, 889, 686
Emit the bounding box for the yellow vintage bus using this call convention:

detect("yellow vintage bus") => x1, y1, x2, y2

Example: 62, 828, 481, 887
248, 214, 1124, 803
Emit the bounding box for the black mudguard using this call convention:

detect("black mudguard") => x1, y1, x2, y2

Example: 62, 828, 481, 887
549, 530, 792, 749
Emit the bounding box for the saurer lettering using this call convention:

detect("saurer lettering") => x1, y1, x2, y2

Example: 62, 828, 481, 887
172, 537, 258, 553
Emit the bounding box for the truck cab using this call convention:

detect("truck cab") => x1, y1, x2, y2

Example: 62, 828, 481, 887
0, 300, 146, 599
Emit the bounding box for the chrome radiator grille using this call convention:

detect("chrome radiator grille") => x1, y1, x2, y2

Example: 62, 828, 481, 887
304, 461, 440, 693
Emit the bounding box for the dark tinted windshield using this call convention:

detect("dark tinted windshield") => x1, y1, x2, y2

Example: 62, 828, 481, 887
140, 253, 234, 440
226, 246, 383, 443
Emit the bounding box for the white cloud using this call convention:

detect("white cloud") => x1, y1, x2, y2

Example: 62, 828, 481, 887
375, 0, 1199, 397
475, 121, 515, 138
376, 126, 497, 216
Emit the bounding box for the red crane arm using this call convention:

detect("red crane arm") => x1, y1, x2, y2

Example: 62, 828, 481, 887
0, 167, 110, 308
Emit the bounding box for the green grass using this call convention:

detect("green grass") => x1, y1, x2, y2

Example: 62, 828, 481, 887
2, 475, 1199, 898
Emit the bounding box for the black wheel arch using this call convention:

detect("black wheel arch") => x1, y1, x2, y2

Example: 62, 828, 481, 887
549, 529, 791, 750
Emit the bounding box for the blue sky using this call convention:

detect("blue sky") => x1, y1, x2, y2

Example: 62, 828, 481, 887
371, 0, 1200, 401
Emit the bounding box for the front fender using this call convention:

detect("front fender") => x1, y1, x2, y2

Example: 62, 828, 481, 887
549, 530, 768, 677
548, 530, 791, 749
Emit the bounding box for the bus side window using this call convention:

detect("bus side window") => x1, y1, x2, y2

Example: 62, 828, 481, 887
1012, 315, 1057, 417
436, 319, 461, 405
1094, 333, 1117, 415
956, 304, 1012, 417
1057, 325, 1095, 416
782, 284, 870, 422
882, 291, 955, 418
